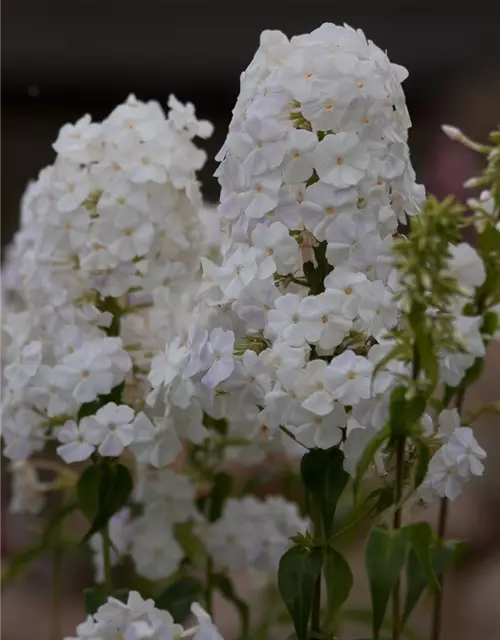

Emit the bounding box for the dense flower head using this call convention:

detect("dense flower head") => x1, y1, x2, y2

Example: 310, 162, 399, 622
65, 590, 223, 640
148, 23, 426, 470
198, 495, 309, 572
1, 94, 213, 467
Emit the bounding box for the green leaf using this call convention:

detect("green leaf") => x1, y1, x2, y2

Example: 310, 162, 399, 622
323, 548, 353, 633
457, 357, 485, 392
77, 464, 103, 523
365, 525, 409, 638
300, 448, 349, 537
482, 310, 499, 338
78, 462, 133, 542
278, 545, 323, 640
203, 412, 228, 435
354, 425, 390, 501
84, 585, 108, 614
403, 540, 467, 624
110, 589, 129, 603
212, 573, 250, 639
208, 472, 233, 522
405, 523, 438, 590
155, 577, 203, 623
388, 387, 427, 440
479, 225, 500, 252
412, 437, 430, 490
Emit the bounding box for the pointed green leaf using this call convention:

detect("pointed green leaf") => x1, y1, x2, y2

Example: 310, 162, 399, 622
208, 472, 233, 522
388, 387, 426, 440
323, 548, 353, 633
406, 523, 438, 590
78, 463, 133, 542
278, 545, 323, 640
365, 525, 409, 638
403, 539, 467, 624
301, 448, 349, 537
155, 577, 203, 623
84, 585, 108, 614
412, 437, 430, 490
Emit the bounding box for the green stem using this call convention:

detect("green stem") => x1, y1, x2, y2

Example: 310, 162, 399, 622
102, 524, 113, 594
392, 437, 405, 640
431, 498, 448, 640
431, 389, 463, 640
205, 555, 214, 616
310, 497, 322, 636
311, 573, 322, 635
51, 541, 63, 640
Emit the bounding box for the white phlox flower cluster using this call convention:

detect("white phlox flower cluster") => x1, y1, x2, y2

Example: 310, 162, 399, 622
88, 468, 199, 583
148, 23, 425, 471
198, 495, 309, 572
1, 94, 213, 471
65, 591, 223, 640
419, 409, 486, 502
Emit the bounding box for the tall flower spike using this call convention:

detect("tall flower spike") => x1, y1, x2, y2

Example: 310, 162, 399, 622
186, 22, 426, 462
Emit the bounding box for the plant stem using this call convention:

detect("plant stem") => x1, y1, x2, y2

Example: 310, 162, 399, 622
102, 524, 113, 594
392, 437, 405, 640
431, 388, 463, 640
311, 573, 321, 634
310, 498, 322, 636
51, 542, 63, 640
431, 498, 449, 640
205, 555, 214, 615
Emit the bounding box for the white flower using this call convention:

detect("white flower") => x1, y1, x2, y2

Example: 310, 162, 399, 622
81, 402, 135, 457
130, 412, 182, 468
325, 212, 377, 266
53, 114, 101, 162
448, 243, 485, 290
53, 338, 131, 404
314, 133, 370, 188
327, 350, 373, 405
289, 403, 346, 448
4, 341, 42, 391
420, 425, 486, 502
300, 291, 352, 350
267, 294, 311, 347
251, 221, 299, 276
300, 182, 358, 241
190, 603, 224, 640
202, 328, 235, 388
149, 337, 189, 389
281, 129, 317, 183
130, 513, 183, 580
356, 280, 399, 336
57, 419, 95, 463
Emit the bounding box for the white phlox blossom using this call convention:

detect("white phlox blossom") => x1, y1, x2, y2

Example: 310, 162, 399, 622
2, 93, 213, 472
199, 495, 308, 572
183, 22, 425, 460
419, 409, 486, 502
65, 591, 223, 640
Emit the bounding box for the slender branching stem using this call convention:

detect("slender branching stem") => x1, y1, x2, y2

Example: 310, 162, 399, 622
392, 436, 405, 640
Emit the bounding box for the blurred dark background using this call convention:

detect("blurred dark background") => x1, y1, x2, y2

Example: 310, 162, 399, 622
2, 3, 500, 639
3, 0, 500, 247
